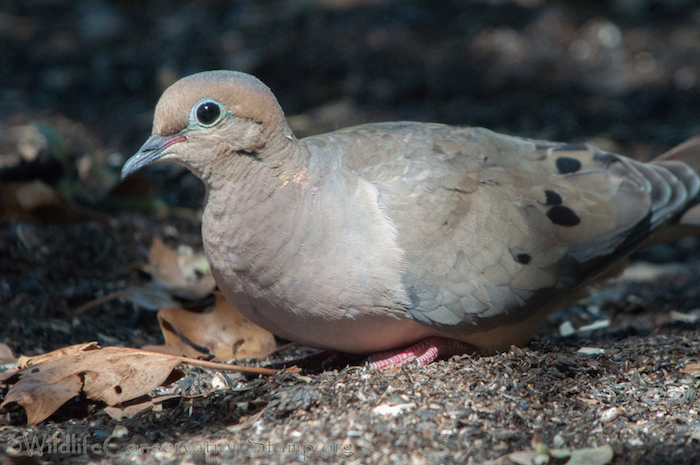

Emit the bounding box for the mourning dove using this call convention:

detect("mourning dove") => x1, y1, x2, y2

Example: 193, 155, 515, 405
122, 70, 700, 368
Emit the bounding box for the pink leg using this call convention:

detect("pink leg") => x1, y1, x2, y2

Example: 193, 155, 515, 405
366, 337, 477, 369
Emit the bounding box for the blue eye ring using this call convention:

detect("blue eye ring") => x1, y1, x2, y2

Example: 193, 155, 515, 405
191, 99, 224, 127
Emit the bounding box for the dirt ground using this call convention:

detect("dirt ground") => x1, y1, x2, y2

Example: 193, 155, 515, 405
3, 0, 700, 463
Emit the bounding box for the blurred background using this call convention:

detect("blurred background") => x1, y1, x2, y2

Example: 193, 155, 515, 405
2, 0, 700, 208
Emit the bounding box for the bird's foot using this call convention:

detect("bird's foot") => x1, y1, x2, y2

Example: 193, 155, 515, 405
366, 337, 477, 369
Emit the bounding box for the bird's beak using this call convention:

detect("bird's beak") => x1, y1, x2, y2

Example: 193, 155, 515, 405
121, 134, 187, 179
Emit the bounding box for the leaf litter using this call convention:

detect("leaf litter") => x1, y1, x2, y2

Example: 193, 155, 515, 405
0, 342, 278, 426
485, 429, 614, 465
144, 291, 276, 361
1, 232, 277, 427
72, 237, 216, 315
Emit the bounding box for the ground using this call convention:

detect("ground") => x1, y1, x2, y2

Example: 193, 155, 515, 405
2, 0, 700, 464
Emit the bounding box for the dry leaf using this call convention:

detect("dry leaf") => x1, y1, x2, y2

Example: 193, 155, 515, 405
507, 450, 542, 465
14, 341, 100, 369
681, 362, 700, 375
0, 343, 15, 364
566, 445, 614, 465
0, 342, 277, 425
0, 344, 182, 425
486, 445, 613, 465
15, 180, 61, 210
0, 181, 86, 224
142, 237, 215, 300
144, 291, 276, 361
72, 238, 216, 316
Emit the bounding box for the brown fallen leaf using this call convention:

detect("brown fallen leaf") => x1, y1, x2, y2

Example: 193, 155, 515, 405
485, 444, 614, 465
142, 237, 216, 300
144, 291, 276, 361
0, 344, 181, 425
73, 237, 216, 317
565, 445, 614, 465
0, 343, 15, 365
0, 180, 99, 225
14, 341, 99, 369
0, 343, 278, 425
681, 362, 700, 375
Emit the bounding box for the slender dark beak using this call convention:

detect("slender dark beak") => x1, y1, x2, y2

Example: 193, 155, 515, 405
121, 134, 186, 180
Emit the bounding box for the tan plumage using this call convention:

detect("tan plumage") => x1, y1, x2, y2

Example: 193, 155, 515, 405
122, 70, 700, 362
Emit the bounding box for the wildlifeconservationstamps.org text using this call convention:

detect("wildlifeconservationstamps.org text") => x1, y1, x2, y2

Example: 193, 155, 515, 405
5, 432, 356, 460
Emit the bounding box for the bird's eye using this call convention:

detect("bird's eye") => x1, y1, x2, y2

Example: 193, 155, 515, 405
195, 101, 221, 126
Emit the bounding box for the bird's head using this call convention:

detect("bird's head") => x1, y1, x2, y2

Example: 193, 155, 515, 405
121, 70, 293, 182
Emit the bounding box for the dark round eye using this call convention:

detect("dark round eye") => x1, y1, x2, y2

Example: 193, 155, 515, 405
195, 101, 221, 125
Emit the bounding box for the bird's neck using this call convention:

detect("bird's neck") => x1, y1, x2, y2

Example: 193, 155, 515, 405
200, 138, 315, 284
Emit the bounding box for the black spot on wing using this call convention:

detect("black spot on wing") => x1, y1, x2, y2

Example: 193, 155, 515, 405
547, 206, 581, 226
555, 157, 582, 174
544, 190, 563, 206
509, 248, 531, 265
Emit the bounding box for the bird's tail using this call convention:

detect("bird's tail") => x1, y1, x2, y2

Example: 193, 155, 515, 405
652, 137, 700, 227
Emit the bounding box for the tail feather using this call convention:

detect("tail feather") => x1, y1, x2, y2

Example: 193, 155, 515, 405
651, 136, 700, 231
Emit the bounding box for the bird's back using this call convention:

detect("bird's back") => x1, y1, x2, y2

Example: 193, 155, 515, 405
303, 123, 700, 349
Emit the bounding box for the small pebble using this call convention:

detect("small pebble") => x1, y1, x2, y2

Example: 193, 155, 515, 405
372, 403, 416, 416
578, 347, 605, 355
670, 311, 699, 324
578, 319, 610, 333
559, 321, 576, 337
552, 434, 565, 449
211, 372, 231, 389
111, 425, 129, 438
600, 407, 622, 423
